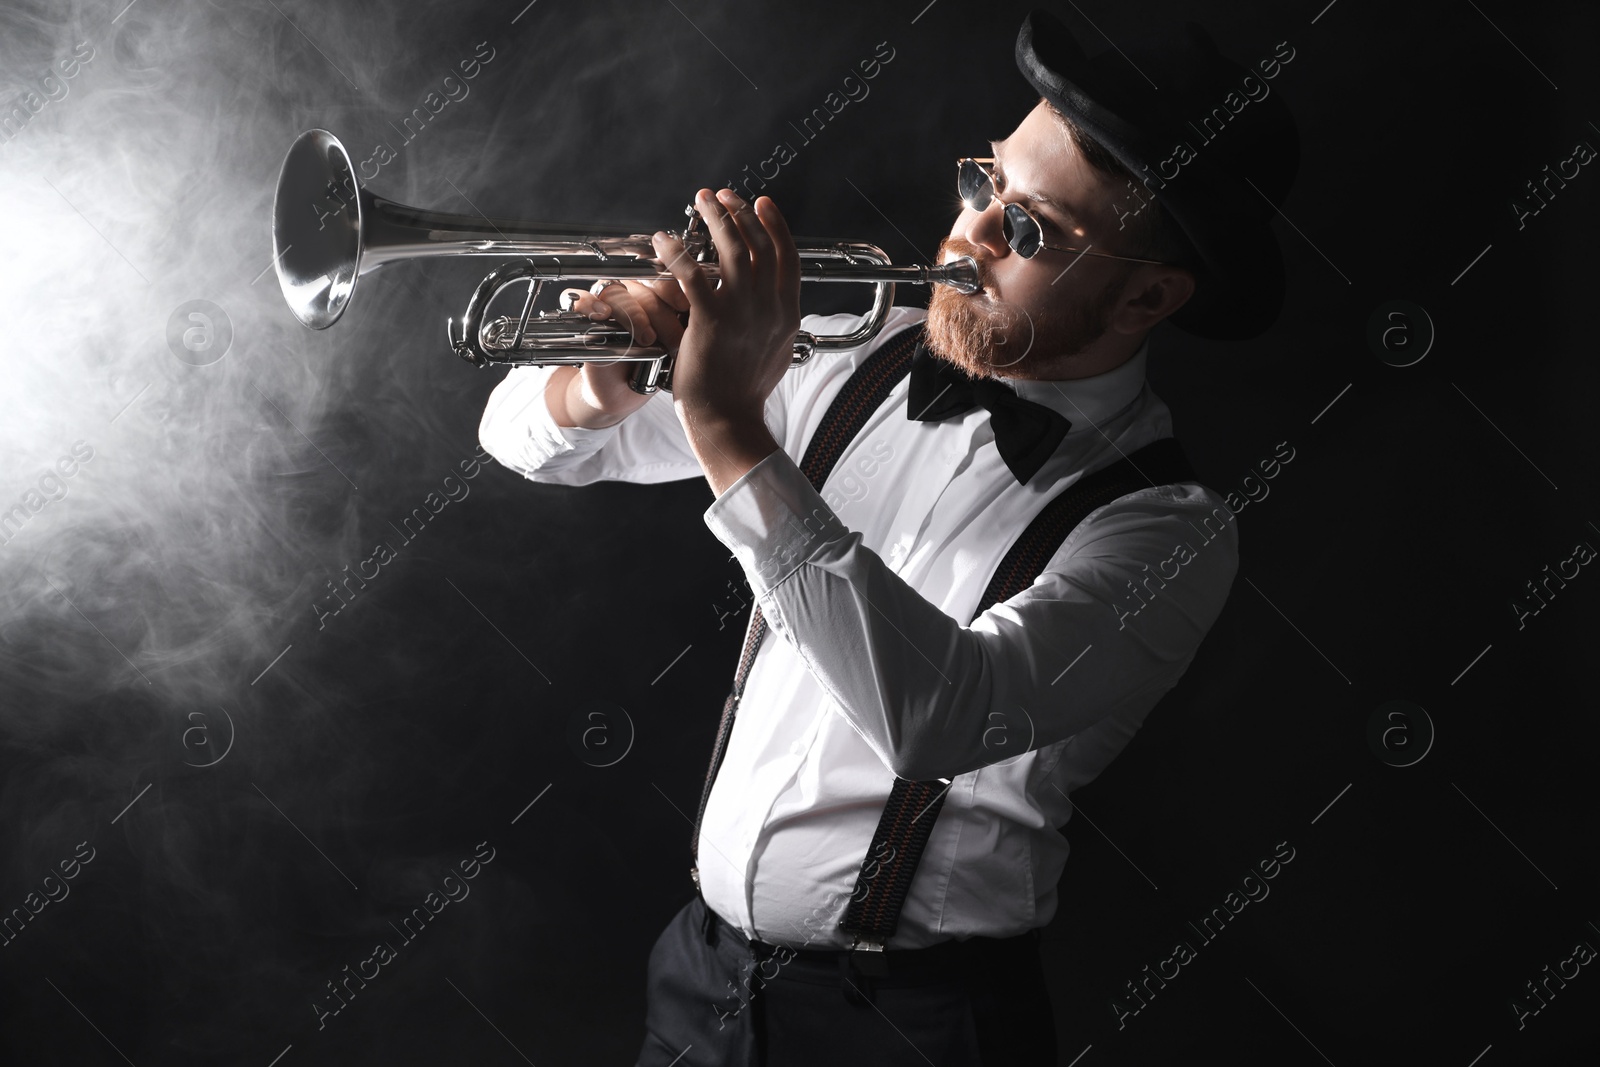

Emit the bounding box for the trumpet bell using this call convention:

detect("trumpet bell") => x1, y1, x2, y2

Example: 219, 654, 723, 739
272, 129, 364, 330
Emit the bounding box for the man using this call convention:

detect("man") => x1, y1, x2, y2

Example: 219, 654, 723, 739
479, 10, 1297, 1065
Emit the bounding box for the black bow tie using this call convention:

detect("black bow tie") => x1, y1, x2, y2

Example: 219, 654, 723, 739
905, 343, 1071, 486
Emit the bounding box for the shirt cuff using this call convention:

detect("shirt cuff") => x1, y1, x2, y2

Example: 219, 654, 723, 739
702, 448, 847, 598
479, 365, 625, 473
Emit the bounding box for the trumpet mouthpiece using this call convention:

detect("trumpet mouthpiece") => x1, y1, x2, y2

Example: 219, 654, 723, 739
929, 256, 980, 294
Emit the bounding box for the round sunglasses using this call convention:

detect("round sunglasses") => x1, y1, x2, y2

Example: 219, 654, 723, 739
957, 158, 1171, 265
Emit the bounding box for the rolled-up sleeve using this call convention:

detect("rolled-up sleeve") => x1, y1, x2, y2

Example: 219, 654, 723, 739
477, 364, 706, 485
703, 447, 1239, 782
478, 354, 801, 487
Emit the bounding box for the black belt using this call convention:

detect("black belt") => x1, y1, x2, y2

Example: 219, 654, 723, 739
699, 892, 1041, 1003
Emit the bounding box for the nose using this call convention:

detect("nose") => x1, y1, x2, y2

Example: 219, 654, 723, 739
962, 200, 1011, 260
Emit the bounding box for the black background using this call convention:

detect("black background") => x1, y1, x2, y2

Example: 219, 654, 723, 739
0, 0, 1595, 1064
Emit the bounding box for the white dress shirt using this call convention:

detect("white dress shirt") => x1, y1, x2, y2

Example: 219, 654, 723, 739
479, 305, 1239, 950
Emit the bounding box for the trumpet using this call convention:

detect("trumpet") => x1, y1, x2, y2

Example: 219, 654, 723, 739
271, 129, 979, 393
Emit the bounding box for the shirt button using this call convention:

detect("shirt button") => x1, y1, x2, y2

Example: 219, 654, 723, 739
789, 740, 805, 756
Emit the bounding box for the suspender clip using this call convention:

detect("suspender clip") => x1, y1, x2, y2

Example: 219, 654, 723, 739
848, 935, 890, 977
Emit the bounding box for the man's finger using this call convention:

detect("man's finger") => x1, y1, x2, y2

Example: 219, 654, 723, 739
757, 196, 802, 326
602, 290, 657, 345
630, 283, 688, 349
652, 231, 716, 307
640, 277, 690, 313
717, 189, 774, 276
692, 188, 747, 285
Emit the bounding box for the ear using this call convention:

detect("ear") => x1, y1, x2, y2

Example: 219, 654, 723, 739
1116, 266, 1196, 333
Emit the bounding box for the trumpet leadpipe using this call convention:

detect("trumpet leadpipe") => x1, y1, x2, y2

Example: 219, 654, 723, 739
457, 252, 981, 294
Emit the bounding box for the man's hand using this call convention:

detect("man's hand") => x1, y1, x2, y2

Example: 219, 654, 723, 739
549, 279, 689, 429
652, 187, 800, 495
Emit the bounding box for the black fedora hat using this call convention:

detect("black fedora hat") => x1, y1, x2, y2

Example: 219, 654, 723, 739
1015, 10, 1300, 340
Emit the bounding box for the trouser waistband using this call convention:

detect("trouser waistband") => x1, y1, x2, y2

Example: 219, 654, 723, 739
696, 891, 1041, 1000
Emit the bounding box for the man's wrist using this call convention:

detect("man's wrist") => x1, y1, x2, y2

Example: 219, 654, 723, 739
678, 406, 779, 497
547, 367, 632, 430
544, 367, 578, 427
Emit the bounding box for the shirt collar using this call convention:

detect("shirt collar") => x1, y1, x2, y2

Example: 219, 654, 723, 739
997, 336, 1149, 430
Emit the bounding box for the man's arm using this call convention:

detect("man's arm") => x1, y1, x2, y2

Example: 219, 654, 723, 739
486, 181, 807, 492
478, 273, 791, 486
478, 363, 708, 486
703, 447, 1240, 782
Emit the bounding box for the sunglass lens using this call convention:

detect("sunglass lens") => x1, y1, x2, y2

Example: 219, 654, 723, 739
957, 160, 991, 209
1002, 204, 1041, 258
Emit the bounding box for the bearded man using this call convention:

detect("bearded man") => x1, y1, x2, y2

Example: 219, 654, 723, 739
479, 9, 1299, 1065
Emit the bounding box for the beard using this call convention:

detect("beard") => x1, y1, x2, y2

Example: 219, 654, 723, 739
924, 237, 1132, 378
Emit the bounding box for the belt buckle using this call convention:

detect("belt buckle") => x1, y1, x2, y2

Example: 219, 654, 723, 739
848, 935, 889, 977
